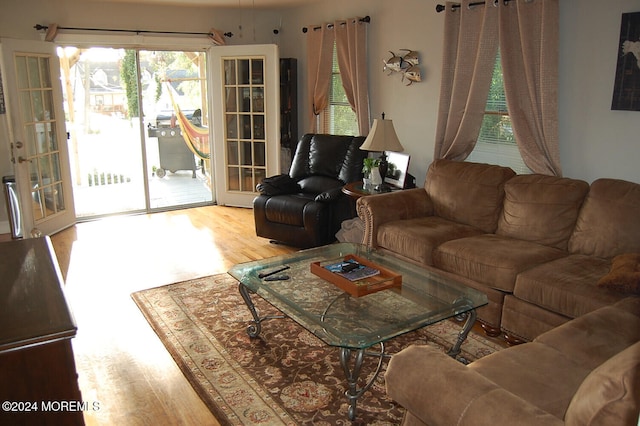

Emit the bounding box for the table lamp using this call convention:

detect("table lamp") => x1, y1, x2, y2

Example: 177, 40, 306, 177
359, 113, 404, 182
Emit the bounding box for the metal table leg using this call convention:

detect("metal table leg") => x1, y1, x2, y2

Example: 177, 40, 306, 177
238, 282, 283, 338
447, 308, 477, 358
339, 342, 386, 421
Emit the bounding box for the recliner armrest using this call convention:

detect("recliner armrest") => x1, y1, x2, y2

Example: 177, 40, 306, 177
356, 188, 433, 247
315, 187, 344, 202
385, 345, 563, 426
256, 174, 300, 196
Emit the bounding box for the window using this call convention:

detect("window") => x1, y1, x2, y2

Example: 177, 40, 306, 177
467, 51, 530, 174
321, 44, 359, 136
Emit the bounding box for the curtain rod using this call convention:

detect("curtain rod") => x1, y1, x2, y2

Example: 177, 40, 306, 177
33, 24, 233, 39
302, 16, 370, 33
436, 0, 528, 13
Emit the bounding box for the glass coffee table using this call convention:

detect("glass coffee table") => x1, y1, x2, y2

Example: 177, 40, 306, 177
228, 243, 487, 420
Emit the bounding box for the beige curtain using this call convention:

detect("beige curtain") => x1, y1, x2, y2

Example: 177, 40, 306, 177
335, 18, 370, 136
500, 0, 561, 176
306, 24, 334, 133
434, 0, 498, 160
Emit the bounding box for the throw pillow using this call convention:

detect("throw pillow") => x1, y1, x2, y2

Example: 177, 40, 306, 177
597, 253, 640, 294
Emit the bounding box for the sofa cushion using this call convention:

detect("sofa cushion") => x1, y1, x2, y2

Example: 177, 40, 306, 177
565, 341, 640, 426
597, 253, 640, 294
496, 174, 589, 250
513, 255, 628, 319
470, 342, 591, 419
433, 234, 567, 292
377, 217, 484, 265
424, 159, 516, 233
568, 178, 640, 258
534, 297, 640, 371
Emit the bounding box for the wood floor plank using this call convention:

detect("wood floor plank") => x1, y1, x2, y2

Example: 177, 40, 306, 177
50, 206, 295, 425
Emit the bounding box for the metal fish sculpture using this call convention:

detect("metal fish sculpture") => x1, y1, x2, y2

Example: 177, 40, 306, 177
383, 51, 404, 75
402, 65, 422, 85
400, 49, 420, 66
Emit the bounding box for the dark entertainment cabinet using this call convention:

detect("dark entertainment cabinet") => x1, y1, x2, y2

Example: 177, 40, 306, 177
280, 58, 298, 154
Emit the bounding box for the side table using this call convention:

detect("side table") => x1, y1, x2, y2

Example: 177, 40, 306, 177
337, 182, 400, 244
341, 181, 397, 199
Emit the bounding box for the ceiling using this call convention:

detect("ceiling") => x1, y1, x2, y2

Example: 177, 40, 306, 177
97, 0, 315, 7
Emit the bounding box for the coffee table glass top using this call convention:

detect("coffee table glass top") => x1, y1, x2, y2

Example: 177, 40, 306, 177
228, 243, 487, 349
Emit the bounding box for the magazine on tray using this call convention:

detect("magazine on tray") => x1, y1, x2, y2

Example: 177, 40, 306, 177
324, 259, 380, 282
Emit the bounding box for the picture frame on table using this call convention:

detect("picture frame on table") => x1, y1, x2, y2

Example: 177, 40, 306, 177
384, 151, 410, 189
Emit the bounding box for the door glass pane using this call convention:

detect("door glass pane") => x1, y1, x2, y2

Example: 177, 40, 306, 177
27, 57, 40, 88
227, 167, 240, 191
225, 88, 237, 112
15, 56, 28, 89
222, 56, 267, 194
254, 115, 265, 140
15, 53, 66, 222
239, 60, 250, 84
224, 60, 236, 85
252, 59, 264, 84
55, 183, 65, 211
240, 115, 251, 139
227, 141, 239, 165
19, 91, 32, 123
254, 142, 265, 167
39, 57, 52, 88
252, 88, 264, 112
240, 141, 252, 165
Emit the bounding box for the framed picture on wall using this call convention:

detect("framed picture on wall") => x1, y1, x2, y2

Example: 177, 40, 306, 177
384, 151, 410, 189
612, 11, 640, 111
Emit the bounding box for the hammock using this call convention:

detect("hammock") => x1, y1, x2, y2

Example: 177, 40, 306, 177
166, 84, 210, 160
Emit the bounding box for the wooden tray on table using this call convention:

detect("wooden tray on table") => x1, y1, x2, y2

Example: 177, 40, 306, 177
310, 254, 402, 297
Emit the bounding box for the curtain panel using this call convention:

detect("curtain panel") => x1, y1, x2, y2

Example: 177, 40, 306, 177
335, 18, 371, 136
434, 0, 561, 176
305, 17, 371, 135
434, 0, 499, 161
306, 24, 334, 133
500, 0, 561, 175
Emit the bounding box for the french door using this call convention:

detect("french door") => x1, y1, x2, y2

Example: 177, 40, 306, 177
1, 38, 76, 236
210, 45, 280, 207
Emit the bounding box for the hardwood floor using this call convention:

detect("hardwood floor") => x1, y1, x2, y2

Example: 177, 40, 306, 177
50, 206, 295, 426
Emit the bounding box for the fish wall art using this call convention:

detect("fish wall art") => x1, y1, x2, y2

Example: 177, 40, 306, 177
383, 49, 422, 86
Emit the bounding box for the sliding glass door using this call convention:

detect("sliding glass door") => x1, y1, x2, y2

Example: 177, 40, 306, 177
59, 47, 213, 218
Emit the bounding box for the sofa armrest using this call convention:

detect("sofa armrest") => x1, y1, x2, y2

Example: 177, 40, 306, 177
356, 188, 432, 247
385, 346, 563, 426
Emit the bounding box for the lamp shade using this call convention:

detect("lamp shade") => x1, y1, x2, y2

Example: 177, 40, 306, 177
359, 118, 404, 152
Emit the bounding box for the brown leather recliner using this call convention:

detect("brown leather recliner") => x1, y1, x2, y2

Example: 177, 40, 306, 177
253, 134, 367, 248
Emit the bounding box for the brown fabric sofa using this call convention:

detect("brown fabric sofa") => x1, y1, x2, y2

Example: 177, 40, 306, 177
385, 297, 640, 426
356, 159, 640, 341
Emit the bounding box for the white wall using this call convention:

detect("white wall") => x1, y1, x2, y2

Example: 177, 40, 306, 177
0, 0, 638, 229
279, 0, 640, 186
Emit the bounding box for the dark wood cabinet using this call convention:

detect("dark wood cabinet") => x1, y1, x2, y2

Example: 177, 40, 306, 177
0, 237, 84, 425
280, 58, 298, 154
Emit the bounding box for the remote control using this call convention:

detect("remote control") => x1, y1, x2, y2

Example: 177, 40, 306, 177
341, 262, 360, 273
264, 274, 290, 281
258, 265, 290, 278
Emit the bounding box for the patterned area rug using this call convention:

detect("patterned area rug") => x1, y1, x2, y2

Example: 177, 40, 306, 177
132, 274, 503, 425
